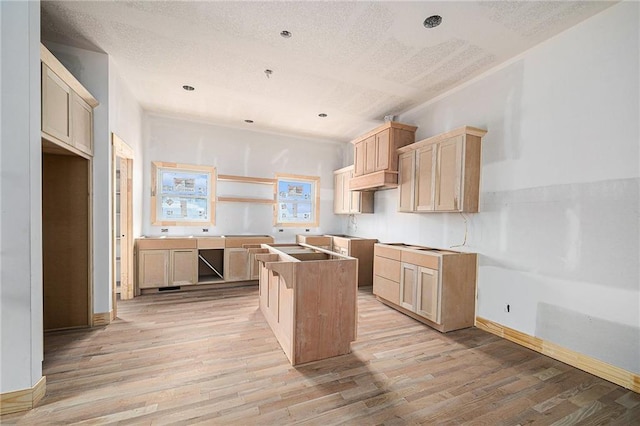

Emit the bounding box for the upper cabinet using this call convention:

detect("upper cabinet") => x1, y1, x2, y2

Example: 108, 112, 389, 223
350, 122, 417, 191
334, 165, 373, 214
397, 126, 487, 213
41, 44, 98, 157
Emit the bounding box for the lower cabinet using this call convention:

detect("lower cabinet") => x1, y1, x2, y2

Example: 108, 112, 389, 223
136, 236, 273, 292
373, 243, 476, 332
224, 248, 250, 281
138, 248, 197, 289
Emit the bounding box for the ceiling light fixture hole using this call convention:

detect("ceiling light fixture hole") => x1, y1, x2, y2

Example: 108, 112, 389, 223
182, 85, 195, 91
423, 15, 442, 28
264, 69, 273, 78
244, 119, 254, 123
280, 30, 292, 38
318, 113, 327, 118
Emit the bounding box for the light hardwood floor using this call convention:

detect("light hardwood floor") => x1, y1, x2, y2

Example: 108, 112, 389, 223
2, 286, 639, 424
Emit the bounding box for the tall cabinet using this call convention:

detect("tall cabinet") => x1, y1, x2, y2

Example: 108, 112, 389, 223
41, 44, 98, 330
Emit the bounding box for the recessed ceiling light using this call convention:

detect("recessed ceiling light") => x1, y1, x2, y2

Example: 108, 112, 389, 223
280, 30, 292, 38
318, 113, 327, 118
244, 119, 254, 123
423, 15, 442, 28
182, 85, 195, 91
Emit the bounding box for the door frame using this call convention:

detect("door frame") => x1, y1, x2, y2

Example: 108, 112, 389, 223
111, 133, 134, 313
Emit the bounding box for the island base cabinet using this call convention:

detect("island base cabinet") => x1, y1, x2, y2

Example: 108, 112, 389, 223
257, 244, 357, 365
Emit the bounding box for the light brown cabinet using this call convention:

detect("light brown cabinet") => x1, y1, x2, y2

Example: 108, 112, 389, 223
138, 248, 198, 289
257, 243, 357, 365
224, 236, 274, 282
373, 243, 477, 332
350, 122, 417, 191
333, 166, 373, 214
397, 126, 486, 213
295, 234, 332, 250
41, 61, 95, 156
136, 236, 273, 292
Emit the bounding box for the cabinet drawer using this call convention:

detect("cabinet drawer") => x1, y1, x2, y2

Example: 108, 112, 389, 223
401, 250, 439, 270
374, 256, 400, 282
137, 238, 196, 250
373, 276, 400, 305
197, 238, 225, 249
374, 244, 401, 260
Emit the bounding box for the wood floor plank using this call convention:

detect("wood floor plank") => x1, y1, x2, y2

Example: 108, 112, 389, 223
1, 286, 637, 424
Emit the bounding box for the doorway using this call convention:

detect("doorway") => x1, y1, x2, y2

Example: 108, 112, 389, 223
112, 133, 134, 314
42, 142, 91, 330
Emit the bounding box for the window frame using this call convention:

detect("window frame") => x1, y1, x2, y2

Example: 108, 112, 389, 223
273, 173, 320, 228
151, 161, 216, 226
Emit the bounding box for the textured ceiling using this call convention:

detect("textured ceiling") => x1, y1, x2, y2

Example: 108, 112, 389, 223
41, 1, 616, 142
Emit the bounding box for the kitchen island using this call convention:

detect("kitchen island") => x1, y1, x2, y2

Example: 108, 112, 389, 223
256, 243, 358, 365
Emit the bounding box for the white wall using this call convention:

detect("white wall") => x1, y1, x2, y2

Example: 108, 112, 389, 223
42, 41, 112, 316
142, 114, 344, 242
350, 2, 640, 374
109, 58, 144, 238
0, 0, 43, 393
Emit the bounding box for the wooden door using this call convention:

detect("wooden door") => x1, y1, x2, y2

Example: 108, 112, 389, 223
334, 171, 349, 214
42, 64, 71, 144
417, 267, 440, 322
171, 249, 197, 285
398, 151, 415, 212
138, 250, 169, 288
71, 92, 93, 155
399, 263, 417, 311
436, 136, 463, 211
364, 135, 377, 174
375, 129, 390, 171
43, 153, 90, 330
415, 145, 436, 211
353, 141, 365, 177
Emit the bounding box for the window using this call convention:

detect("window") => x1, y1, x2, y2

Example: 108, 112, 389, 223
274, 173, 320, 227
151, 162, 216, 226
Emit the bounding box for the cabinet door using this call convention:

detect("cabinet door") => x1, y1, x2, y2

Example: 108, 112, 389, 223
416, 267, 440, 323
398, 151, 415, 212
138, 250, 169, 289
71, 92, 93, 155
436, 136, 463, 211
248, 247, 267, 280
42, 64, 71, 144
399, 262, 417, 311
415, 145, 436, 211
364, 136, 377, 174
375, 129, 390, 171
224, 248, 250, 281
348, 169, 361, 213
333, 172, 346, 214
354, 141, 365, 177
170, 249, 197, 285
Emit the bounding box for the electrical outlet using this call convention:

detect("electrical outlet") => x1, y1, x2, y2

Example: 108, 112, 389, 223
161, 228, 168, 233
278, 229, 284, 232
202, 228, 209, 232
305, 229, 310, 232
